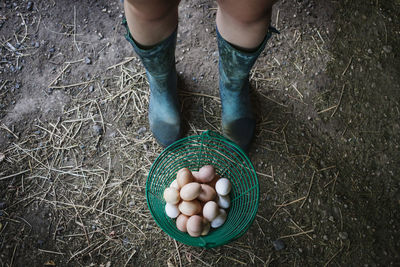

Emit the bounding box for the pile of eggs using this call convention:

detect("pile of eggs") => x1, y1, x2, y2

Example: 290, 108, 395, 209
163, 165, 232, 237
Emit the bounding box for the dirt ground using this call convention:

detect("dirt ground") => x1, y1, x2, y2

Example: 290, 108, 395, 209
0, 0, 399, 266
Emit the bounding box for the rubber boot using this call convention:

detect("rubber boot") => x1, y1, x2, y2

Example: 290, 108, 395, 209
124, 21, 181, 147
217, 26, 278, 151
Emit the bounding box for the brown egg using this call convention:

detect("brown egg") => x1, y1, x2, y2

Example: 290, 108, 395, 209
178, 200, 201, 216
176, 214, 189, 232
186, 215, 203, 237
193, 165, 215, 183
170, 179, 179, 190
180, 182, 201, 201
176, 168, 194, 188
197, 184, 217, 202
202, 201, 219, 222
163, 187, 180, 204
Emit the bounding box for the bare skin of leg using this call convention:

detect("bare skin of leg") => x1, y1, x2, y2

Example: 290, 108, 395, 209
124, 0, 181, 46
216, 0, 275, 50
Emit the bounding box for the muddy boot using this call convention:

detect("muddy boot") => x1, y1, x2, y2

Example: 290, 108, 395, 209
217, 26, 278, 151
124, 22, 181, 147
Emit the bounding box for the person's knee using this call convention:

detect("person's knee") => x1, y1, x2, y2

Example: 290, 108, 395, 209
126, 0, 180, 22
217, 0, 273, 25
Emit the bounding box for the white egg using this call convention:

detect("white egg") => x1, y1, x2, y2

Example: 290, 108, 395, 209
165, 203, 180, 218
215, 178, 231, 196
202, 201, 219, 222
211, 209, 227, 228
217, 194, 231, 209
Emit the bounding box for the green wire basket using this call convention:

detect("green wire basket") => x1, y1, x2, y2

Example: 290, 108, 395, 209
146, 130, 259, 248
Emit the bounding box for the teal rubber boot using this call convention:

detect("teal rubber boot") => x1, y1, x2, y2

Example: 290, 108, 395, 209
217, 27, 278, 151
124, 22, 181, 147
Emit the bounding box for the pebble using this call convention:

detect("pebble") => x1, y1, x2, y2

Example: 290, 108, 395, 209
93, 124, 103, 135
85, 57, 92, 65
339, 232, 348, 240
323, 235, 328, 241
49, 47, 55, 53
382, 45, 392, 53
137, 127, 146, 135
272, 239, 285, 251
27, 1, 34, 11
89, 85, 94, 92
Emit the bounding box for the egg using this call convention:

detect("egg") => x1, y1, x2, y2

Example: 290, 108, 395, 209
201, 218, 210, 236
211, 209, 227, 228
180, 182, 201, 201
163, 187, 180, 204
170, 179, 179, 190
186, 215, 203, 237
178, 200, 201, 216
165, 203, 180, 219
176, 168, 194, 188
197, 184, 217, 202
202, 201, 219, 222
215, 177, 231, 196
216, 194, 231, 209
176, 214, 189, 232
192, 165, 215, 183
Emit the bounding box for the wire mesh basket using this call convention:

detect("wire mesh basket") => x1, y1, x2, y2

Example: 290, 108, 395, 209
146, 130, 259, 248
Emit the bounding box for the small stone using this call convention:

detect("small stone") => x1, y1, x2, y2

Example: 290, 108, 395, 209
323, 235, 328, 241
27, 1, 34, 11
137, 127, 147, 135
93, 124, 103, 135
49, 47, 55, 53
85, 57, 92, 65
15, 83, 20, 89
382, 45, 392, 53
35, 42, 40, 48
89, 85, 94, 92
272, 239, 285, 251
339, 232, 348, 240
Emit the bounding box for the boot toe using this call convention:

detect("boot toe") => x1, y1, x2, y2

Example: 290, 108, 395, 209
223, 117, 255, 152
151, 119, 181, 147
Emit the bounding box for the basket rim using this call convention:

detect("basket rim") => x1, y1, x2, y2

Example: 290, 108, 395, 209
145, 130, 259, 248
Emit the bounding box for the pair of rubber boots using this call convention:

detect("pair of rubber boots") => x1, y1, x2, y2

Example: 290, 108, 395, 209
124, 23, 276, 151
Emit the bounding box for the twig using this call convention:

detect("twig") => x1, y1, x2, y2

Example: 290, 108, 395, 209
50, 80, 94, 89
107, 57, 135, 70
124, 248, 137, 267
73, 6, 80, 52
290, 219, 313, 240
324, 245, 343, 267
256, 171, 273, 179
174, 239, 182, 267
341, 57, 353, 76
38, 249, 65, 255
10, 244, 18, 267
47, 63, 70, 88
0, 169, 30, 181
300, 171, 315, 209
0, 124, 19, 139
331, 84, 346, 118
275, 196, 306, 207
279, 229, 314, 239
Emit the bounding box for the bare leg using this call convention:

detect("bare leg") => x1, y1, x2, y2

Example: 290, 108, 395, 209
216, 0, 274, 50
124, 0, 180, 46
